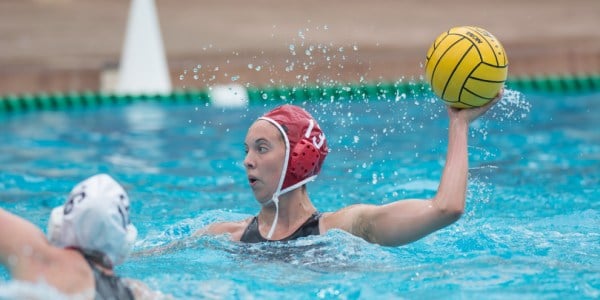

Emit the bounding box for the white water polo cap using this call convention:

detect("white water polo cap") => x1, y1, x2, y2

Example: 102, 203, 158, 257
47, 174, 137, 267
258, 105, 329, 239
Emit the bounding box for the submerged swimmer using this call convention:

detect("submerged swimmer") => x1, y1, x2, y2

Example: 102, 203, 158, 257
0, 174, 167, 299
202, 92, 502, 245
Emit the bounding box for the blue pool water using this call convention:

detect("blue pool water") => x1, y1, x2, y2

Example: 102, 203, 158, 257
0, 89, 598, 299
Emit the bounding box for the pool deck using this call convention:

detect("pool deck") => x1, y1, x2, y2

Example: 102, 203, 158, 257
0, 0, 599, 94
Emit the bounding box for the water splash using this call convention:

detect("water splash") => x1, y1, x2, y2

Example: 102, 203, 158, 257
178, 23, 366, 94
471, 88, 531, 140
134, 210, 250, 251
0, 280, 85, 300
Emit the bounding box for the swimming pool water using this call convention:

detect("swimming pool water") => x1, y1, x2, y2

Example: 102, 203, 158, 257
0, 89, 598, 299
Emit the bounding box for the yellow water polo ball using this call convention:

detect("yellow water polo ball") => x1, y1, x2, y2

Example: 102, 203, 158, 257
425, 26, 508, 108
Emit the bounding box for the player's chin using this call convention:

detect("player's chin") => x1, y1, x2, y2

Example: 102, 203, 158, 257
253, 191, 272, 205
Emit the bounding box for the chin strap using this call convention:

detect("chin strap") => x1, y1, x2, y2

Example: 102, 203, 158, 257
266, 195, 280, 239
259, 116, 290, 241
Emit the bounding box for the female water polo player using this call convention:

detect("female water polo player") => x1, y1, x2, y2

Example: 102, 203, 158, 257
203, 91, 502, 245
0, 174, 167, 299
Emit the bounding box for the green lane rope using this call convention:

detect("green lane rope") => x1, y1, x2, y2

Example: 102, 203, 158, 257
0, 74, 598, 114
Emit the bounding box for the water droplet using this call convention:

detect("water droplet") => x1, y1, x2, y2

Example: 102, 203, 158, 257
285, 63, 295, 72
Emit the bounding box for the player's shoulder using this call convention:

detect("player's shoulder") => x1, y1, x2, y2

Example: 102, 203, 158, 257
205, 217, 254, 240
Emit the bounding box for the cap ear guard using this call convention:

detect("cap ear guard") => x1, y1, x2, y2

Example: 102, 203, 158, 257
47, 206, 65, 246
290, 139, 321, 179
118, 224, 138, 265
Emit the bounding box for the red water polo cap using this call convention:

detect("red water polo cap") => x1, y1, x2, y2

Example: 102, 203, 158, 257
259, 105, 329, 194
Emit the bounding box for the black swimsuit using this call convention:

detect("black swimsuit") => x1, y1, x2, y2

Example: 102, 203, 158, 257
79, 251, 134, 300
240, 212, 322, 243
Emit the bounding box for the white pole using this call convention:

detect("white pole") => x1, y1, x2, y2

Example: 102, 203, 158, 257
117, 0, 171, 95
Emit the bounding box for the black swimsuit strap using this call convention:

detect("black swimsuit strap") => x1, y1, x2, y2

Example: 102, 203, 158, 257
76, 250, 135, 300
240, 212, 322, 243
